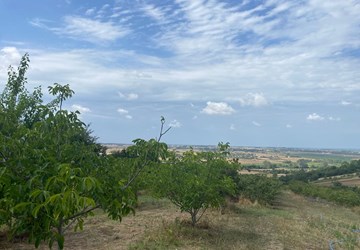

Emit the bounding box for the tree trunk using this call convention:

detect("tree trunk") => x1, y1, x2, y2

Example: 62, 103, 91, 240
190, 210, 197, 227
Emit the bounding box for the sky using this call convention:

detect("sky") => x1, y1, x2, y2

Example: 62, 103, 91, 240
0, 0, 359, 149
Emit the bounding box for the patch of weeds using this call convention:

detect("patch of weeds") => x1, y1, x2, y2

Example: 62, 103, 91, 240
129, 219, 183, 250
137, 195, 172, 210
332, 230, 360, 250
239, 206, 292, 219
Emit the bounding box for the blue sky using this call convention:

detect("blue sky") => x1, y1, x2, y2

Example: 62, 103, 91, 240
0, 0, 359, 149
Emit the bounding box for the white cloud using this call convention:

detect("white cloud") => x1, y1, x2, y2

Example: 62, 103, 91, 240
230, 124, 236, 130
306, 113, 341, 122
252, 121, 261, 127
341, 100, 351, 106
286, 124, 292, 128
141, 4, 165, 22
85, 8, 96, 16
71, 104, 91, 113
239, 93, 269, 107
117, 108, 129, 114
0, 47, 22, 71
20, 0, 360, 107
117, 107, 132, 119
307, 113, 325, 121
118, 92, 138, 100
169, 119, 182, 128
31, 16, 130, 44
201, 102, 235, 115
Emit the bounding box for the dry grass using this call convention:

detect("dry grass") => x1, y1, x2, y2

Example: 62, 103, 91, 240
1, 191, 360, 250
315, 175, 360, 187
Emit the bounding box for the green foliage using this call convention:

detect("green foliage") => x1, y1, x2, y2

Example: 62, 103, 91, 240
149, 144, 238, 226
288, 181, 360, 207
236, 175, 282, 205
280, 159, 360, 183
0, 54, 138, 249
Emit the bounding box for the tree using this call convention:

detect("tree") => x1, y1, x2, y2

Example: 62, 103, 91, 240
150, 143, 238, 226
0, 54, 162, 249
297, 159, 309, 170
236, 175, 282, 205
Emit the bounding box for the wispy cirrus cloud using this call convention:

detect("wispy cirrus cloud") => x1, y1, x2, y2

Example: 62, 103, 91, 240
252, 121, 261, 127
1, 0, 360, 148
24, 0, 360, 105
118, 92, 138, 100
30, 16, 130, 44
141, 4, 166, 22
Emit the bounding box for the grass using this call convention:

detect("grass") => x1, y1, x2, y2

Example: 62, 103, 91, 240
314, 174, 360, 187
130, 191, 360, 250
1, 191, 360, 249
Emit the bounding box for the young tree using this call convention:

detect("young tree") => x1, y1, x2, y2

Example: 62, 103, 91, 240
150, 143, 238, 226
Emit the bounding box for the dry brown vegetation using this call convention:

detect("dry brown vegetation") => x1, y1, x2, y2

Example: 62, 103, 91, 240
2, 191, 360, 250
315, 175, 360, 187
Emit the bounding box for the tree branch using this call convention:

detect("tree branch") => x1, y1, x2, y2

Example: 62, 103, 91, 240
64, 204, 101, 222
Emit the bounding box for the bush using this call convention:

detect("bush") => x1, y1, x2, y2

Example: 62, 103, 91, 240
288, 181, 360, 207
236, 175, 282, 205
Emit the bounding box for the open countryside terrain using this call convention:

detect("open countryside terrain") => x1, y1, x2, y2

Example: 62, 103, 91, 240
1, 144, 360, 249
314, 173, 360, 187
105, 144, 360, 165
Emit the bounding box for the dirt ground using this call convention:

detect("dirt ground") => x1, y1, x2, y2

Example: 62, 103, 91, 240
0, 204, 184, 250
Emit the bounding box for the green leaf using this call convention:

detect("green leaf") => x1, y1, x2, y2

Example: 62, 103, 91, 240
32, 204, 42, 218
13, 202, 32, 212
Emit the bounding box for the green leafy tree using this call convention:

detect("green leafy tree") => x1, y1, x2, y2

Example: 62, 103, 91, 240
236, 175, 282, 205
150, 143, 238, 226
0, 54, 161, 249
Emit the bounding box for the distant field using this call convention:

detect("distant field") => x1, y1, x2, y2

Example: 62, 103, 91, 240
105, 144, 360, 167
314, 175, 360, 187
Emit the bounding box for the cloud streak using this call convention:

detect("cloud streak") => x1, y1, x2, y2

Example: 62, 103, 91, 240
31, 16, 130, 44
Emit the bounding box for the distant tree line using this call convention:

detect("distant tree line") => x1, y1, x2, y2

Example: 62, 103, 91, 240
280, 160, 360, 183
288, 181, 360, 207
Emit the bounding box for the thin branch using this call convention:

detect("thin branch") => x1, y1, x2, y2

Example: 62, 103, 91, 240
64, 204, 101, 222
122, 117, 170, 191
63, 217, 78, 233
196, 206, 208, 224
122, 160, 148, 191
158, 116, 171, 142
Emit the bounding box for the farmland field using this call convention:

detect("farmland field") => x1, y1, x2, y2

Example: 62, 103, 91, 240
105, 144, 360, 166
314, 174, 360, 187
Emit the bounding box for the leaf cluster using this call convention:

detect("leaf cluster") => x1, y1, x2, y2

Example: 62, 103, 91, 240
0, 54, 137, 249
149, 144, 239, 226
